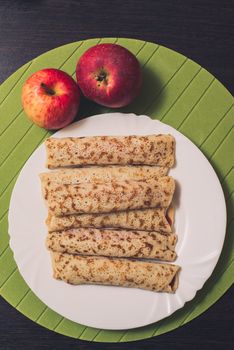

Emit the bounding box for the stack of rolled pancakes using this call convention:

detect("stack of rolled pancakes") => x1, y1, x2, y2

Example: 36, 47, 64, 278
40, 134, 180, 293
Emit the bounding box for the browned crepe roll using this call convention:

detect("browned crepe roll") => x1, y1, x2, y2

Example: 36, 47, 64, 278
46, 228, 177, 261
45, 134, 175, 168
43, 176, 175, 216
46, 208, 172, 233
51, 252, 180, 292
40, 165, 168, 186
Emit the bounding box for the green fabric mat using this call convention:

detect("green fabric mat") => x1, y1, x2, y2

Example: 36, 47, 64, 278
0, 38, 233, 342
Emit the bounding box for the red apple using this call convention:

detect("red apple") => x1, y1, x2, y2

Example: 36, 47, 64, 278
22, 68, 80, 130
76, 43, 142, 108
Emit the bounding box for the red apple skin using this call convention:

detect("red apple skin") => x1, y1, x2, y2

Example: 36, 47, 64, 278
22, 68, 80, 130
76, 44, 142, 108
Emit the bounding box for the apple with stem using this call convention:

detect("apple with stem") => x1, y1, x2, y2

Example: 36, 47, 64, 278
76, 43, 142, 108
22, 68, 80, 130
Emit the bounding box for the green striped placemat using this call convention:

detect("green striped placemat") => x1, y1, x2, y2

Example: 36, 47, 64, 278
0, 38, 233, 342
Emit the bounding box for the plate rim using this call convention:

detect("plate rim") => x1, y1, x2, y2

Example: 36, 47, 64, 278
8, 112, 227, 330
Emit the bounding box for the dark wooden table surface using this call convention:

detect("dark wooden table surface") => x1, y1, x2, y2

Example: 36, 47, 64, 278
0, 1, 233, 349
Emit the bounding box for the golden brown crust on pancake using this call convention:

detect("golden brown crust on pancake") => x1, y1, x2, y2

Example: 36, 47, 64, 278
45, 134, 175, 168
44, 177, 175, 216
46, 208, 172, 233
51, 252, 180, 292
46, 228, 177, 261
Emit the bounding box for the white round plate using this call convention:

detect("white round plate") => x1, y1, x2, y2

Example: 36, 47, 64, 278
9, 113, 226, 330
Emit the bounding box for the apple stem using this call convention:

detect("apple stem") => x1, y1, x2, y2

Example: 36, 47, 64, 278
41, 83, 55, 96
96, 70, 108, 84
96, 73, 106, 81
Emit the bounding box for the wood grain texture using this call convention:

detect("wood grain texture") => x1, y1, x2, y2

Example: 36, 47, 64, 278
0, 0, 233, 349
0, 0, 233, 93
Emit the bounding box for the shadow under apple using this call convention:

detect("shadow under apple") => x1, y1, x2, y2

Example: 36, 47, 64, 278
120, 65, 166, 119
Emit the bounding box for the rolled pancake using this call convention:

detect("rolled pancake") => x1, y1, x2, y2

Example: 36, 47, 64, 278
45, 134, 175, 168
46, 228, 177, 261
47, 208, 172, 233
51, 252, 180, 292
44, 176, 175, 216
40, 165, 168, 186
